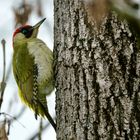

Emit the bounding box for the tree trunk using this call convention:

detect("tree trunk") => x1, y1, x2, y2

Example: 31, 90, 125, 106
54, 1, 140, 139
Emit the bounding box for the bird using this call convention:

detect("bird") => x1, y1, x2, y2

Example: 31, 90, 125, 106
12, 18, 56, 131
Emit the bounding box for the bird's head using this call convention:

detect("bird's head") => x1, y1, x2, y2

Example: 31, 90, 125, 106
13, 18, 46, 46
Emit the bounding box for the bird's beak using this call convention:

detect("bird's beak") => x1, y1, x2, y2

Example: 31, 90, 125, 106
32, 18, 46, 29
31, 18, 46, 38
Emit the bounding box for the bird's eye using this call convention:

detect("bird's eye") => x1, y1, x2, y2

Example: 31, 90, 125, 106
22, 29, 28, 35
20, 26, 33, 38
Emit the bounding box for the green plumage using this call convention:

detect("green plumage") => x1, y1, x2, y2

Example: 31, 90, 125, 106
13, 40, 54, 117
13, 38, 56, 131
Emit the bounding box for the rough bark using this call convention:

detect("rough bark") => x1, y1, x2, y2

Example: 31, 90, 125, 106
54, 0, 140, 139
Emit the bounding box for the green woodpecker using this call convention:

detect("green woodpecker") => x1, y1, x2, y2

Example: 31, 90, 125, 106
12, 18, 56, 131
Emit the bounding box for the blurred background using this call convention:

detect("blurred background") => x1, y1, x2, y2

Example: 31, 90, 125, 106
0, 0, 56, 139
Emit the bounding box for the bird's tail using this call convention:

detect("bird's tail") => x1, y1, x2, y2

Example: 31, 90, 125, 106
44, 109, 56, 131
39, 101, 56, 131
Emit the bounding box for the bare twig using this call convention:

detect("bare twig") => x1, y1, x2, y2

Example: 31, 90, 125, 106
1, 40, 6, 83
28, 117, 56, 140
38, 118, 43, 140
0, 106, 26, 136
5, 61, 12, 83
0, 112, 25, 128
10, 106, 26, 124
7, 120, 11, 135
29, 122, 49, 140
0, 39, 6, 110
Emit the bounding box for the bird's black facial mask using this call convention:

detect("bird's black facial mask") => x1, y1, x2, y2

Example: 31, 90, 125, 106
21, 26, 33, 38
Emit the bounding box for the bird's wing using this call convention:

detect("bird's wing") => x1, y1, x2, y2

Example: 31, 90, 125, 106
13, 43, 46, 117
13, 43, 34, 106
13, 40, 54, 117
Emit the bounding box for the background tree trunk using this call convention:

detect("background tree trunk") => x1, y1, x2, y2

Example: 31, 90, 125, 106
54, 0, 140, 139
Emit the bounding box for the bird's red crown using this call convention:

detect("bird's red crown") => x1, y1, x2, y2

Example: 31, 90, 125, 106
13, 25, 32, 37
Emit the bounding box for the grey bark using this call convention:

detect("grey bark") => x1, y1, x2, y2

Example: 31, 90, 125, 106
54, 0, 140, 139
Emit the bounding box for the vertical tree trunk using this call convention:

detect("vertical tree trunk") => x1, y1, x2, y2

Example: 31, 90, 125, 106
54, 0, 140, 139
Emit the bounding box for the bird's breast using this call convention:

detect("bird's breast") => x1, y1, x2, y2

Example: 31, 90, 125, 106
27, 39, 53, 88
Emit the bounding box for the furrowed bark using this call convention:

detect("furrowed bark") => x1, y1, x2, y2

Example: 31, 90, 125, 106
54, 1, 140, 139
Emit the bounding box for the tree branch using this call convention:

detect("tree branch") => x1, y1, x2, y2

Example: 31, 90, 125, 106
0, 39, 6, 110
